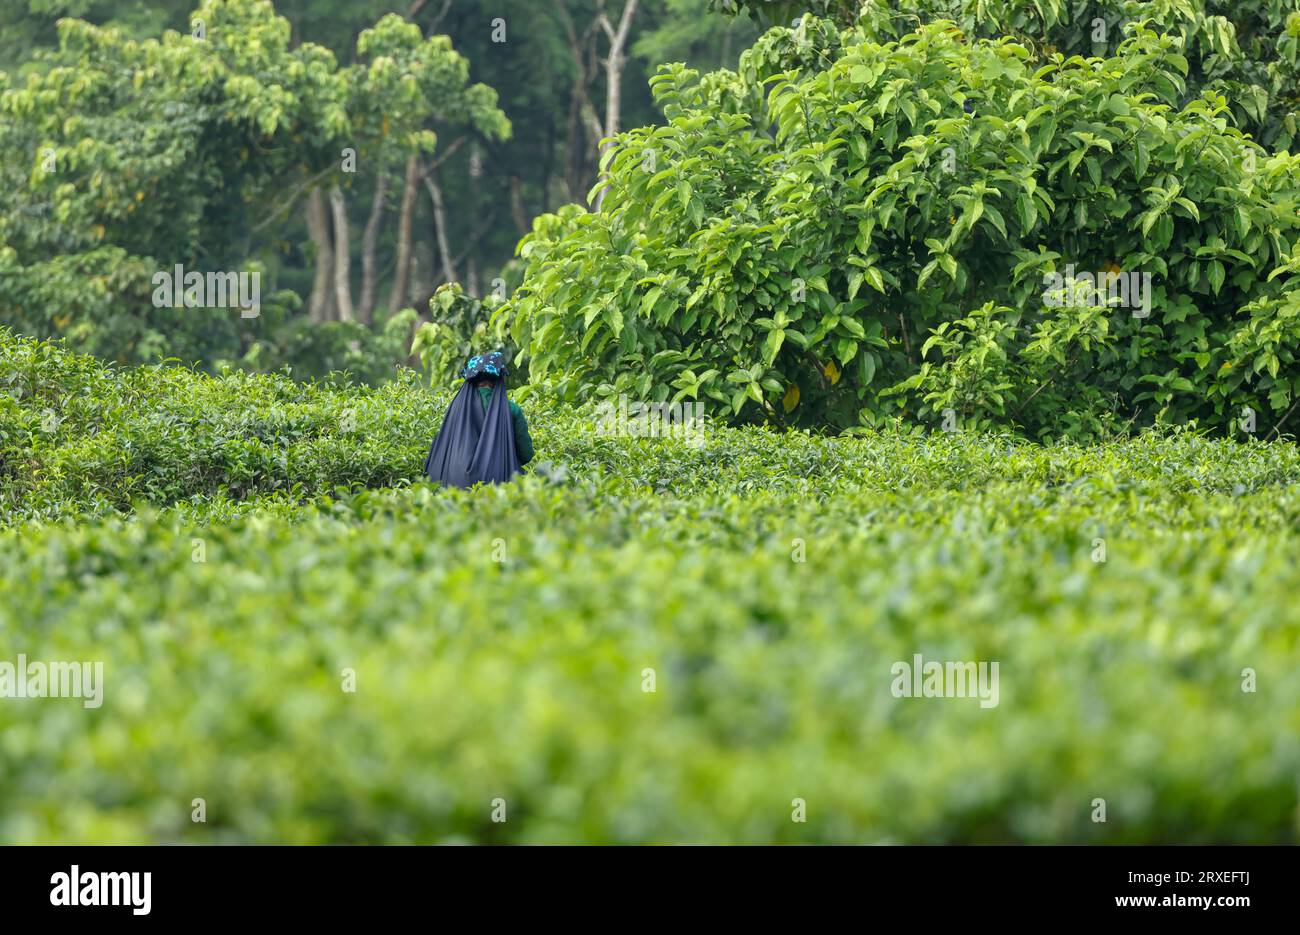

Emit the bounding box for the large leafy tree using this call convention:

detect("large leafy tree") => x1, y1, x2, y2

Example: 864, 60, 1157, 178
0, 0, 506, 366
0, 1, 193, 73
506, 14, 1300, 439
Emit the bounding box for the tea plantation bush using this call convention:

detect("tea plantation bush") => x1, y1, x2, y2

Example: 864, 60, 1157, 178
0, 326, 437, 523
1, 330, 1298, 843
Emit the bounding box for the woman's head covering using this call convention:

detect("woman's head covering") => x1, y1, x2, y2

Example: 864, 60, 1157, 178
461, 351, 509, 381
425, 351, 521, 488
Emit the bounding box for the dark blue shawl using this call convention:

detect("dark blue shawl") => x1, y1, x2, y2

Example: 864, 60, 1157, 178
424, 378, 522, 487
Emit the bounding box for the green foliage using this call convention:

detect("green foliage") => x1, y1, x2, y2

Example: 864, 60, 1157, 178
411, 283, 516, 389
634, 0, 763, 71
717, 1, 1300, 150
0, 1, 192, 74
0, 1, 761, 380
711, 0, 847, 29
507, 16, 1300, 440
350, 12, 511, 159
2, 330, 1299, 843
0, 327, 429, 521
0, 0, 507, 367
227, 309, 422, 385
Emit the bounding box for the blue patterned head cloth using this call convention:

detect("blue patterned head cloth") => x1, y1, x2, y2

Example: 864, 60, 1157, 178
461, 351, 509, 381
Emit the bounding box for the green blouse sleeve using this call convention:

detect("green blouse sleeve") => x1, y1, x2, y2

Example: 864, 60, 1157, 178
509, 401, 534, 465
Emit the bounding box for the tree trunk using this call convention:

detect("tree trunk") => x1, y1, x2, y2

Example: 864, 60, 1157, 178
508, 175, 530, 236
412, 239, 435, 308
305, 188, 334, 322
328, 184, 354, 323
466, 144, 484, 295
541, 117, 555, 215
358, 170, 386, 325
422, 170, 458, 286
562, 70, 584, 203
558, 7, 598, 204
594, 0, 639, 212
386, 155, 420, 314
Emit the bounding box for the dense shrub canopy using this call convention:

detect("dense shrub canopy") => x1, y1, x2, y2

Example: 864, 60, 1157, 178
718, 1, 1300, 150
507, 14, 1300, 441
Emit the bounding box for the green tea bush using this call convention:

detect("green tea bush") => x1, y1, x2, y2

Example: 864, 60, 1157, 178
0, 328, 439, 523
1, 330, 1298, 843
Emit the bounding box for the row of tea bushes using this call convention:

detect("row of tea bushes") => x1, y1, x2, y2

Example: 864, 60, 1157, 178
2, 329, 1297, 842
6, 328, 1300, 522
2, 456, 1298, 841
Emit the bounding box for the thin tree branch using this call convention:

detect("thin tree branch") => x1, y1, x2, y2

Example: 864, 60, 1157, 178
252, 165, 335, 234
427, 0, 453, 30
1268, 396, 1300, 439
417, 136, 469, 179
421, 168, 458, 285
